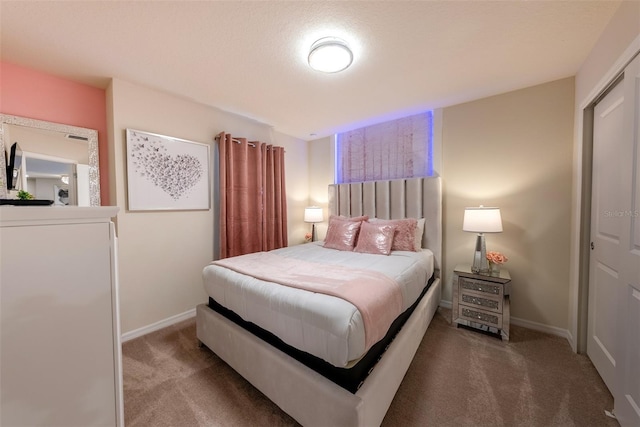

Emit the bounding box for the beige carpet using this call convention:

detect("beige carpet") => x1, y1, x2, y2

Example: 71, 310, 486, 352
123, 308, 618, 426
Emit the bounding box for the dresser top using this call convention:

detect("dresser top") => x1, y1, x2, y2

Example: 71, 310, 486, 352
454, 263, 511, 283
0, 206, 119, 226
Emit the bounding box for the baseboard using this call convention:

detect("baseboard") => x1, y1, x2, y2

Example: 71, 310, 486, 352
565, 330, 577, 353
511, 316, 571, 341
121, 308, 196, 342
438, 300, 572, 343
439, 299, 452, 309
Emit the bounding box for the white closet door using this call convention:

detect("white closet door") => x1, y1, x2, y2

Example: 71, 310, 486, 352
589, 76, 625, 394
614, 53, 640, 427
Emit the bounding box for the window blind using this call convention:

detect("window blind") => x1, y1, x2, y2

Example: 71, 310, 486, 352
336, 111, 433, 183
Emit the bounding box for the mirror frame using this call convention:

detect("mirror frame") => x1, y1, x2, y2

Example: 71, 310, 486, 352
0, 114, 101, 206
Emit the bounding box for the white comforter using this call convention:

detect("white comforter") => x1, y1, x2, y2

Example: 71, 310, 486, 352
202, 242, 434, 367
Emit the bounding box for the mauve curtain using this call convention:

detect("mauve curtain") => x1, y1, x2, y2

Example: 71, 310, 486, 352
261, 143, 288, 250
218, 132, 287, 258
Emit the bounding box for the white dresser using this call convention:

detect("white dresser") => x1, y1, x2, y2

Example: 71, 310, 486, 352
0, 206, 123, 426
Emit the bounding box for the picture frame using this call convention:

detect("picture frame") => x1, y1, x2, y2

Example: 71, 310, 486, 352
126, 129, 210, 211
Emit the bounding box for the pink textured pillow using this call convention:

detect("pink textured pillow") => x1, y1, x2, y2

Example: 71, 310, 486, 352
323, 218, 362, 251
370, 218, 418, 251
354, 221, 397, 255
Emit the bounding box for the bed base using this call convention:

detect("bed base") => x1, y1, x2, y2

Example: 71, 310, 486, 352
196, 277, 441, 427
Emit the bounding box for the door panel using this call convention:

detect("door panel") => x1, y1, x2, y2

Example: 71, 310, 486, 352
594, 264, 617, 363
589, 79, 625, 393
614, 54, 640, 426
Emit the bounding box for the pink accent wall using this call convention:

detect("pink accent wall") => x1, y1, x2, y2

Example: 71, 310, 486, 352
0, 61, 109, 204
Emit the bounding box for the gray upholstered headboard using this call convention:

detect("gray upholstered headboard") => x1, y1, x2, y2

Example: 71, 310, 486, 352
328, 177, 442, 277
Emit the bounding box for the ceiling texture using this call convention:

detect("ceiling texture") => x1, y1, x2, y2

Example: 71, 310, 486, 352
0, 1, 621, 141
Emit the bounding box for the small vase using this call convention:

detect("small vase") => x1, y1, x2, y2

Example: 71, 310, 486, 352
490, 262, 501, 276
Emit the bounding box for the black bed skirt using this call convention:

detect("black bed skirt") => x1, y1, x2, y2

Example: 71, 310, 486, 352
207, 275, 434, 394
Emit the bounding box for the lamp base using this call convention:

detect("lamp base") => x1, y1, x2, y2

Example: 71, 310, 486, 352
311, 223, 316, 242
471, 233, 490, 275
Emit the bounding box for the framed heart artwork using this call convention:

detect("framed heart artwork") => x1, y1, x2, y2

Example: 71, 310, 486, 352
125, 129, 210, 211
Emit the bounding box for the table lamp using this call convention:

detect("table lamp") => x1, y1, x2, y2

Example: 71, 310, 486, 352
304, 206, 323, 242
463, 206, 503, 274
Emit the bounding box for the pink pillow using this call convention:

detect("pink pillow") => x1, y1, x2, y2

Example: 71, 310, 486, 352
323, 218, 362, 251
354, 221, 397, 255
370, 218, 418, 251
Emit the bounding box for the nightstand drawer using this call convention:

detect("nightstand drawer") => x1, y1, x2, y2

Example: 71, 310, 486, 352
459, 306, 503, 329
459, 277, 504, 298
459, 291, 503, 313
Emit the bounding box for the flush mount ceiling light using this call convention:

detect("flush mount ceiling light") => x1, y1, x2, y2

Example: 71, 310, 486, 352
308, 37, 353, 73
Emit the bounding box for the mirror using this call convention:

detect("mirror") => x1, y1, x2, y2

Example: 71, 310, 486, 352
0, 114, 100, 206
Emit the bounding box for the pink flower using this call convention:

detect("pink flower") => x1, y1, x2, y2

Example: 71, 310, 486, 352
304, 232, 312, 242
486, 251, 508, 264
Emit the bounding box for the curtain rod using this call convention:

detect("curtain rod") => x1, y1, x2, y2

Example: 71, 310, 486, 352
215, 134, 256, 147
234, 138, 256, 148
216, 134, 281, 151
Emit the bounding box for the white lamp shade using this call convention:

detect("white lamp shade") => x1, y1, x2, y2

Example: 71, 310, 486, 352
463, 207, 503, 233
304, 206, 323, 223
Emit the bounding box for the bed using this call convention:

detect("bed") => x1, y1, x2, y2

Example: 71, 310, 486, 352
196, 177, 442, 426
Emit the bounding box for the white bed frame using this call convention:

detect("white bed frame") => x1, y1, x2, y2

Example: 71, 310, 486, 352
196, 177, 442, 427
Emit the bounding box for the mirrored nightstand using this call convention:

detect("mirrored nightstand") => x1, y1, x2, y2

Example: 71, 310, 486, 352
452, 264, 512, 341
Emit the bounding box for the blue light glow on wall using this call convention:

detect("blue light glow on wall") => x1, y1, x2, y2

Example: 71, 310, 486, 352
335, 133, 344, 183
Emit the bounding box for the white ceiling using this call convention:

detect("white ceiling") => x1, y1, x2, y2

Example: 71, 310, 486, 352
0, 1, 620, 141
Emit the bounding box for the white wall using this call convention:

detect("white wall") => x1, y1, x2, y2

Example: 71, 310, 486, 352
274, 130, 311, 245
443, 78, 575, 331
107, 78, 308, 334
